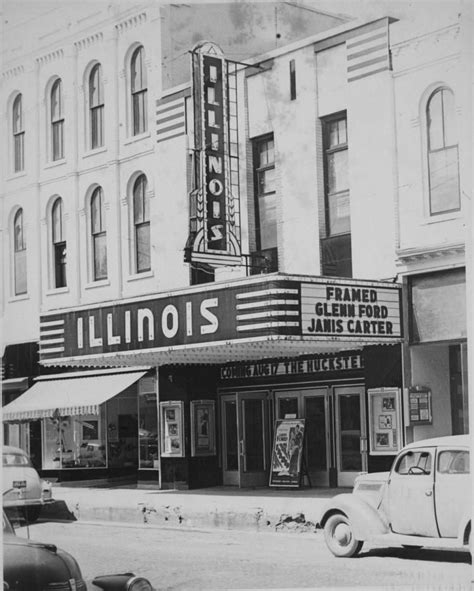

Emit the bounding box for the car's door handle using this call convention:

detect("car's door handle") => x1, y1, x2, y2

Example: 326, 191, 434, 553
425, 489, 433, 496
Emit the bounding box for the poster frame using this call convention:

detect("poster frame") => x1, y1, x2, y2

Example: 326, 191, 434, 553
367, 387, 402, 456
269, 418, 306, 488
159, 401, 185, 458
190, 400, 216, 457
407, 386, 432, 425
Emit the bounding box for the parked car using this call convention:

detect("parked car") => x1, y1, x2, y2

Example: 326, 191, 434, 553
2, 445, 53, 522
318, 435, 470, 557
3, 510, 155, 590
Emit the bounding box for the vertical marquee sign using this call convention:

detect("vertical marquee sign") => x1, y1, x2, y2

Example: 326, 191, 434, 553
185, 41, 242, 266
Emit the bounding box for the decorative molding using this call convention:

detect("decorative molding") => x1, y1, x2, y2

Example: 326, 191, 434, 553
2, 65, 25, 80
115, 12, 147, 35
147, 190, 155, 200
79, 208, 86, 218
396, 242, 465, 263
120, 198, 128, 207
74, 32, 104, 52
36, 49, 65, 66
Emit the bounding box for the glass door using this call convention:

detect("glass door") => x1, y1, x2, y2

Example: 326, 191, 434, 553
221, 392, 271, 487
237, 391, 270, 487
275, 389, 330, 486
334, 386, 367, 487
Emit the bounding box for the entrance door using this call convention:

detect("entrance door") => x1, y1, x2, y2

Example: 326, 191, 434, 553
275, 389, 329, 486
221, 392, 270, 487
334, 386, 367, 487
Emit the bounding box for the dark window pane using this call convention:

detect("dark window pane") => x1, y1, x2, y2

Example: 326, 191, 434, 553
429, 146, 460, 214
93, 233, 107, 280
225, 401, 238, 471
427, 90, 444, 150
14, 210, 25, 251
243, 399, 264, 472
52, 199, 63, 243
91, 106, 104, 149
327, 149, 348, 194
258, 193, 277, 250
136, 223, 150, 272
328, 190, 350, 235
278, 398, 298, 419
54, 241, 67, 288
91, 190, 102, 233
13, 95, 22, 133
51, 80, 62, 120
52, 120, 64, 160
257, 167, 275, 195
305, 397, 327, 471
14, 133, 24, 172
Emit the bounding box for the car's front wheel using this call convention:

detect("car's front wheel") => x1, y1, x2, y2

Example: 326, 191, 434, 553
323, 513, 363, 557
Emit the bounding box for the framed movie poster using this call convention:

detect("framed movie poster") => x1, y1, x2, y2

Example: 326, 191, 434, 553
159, 401, 185, 457
269, 419, 305, 487
368, 387, 402, 455
408, 386, 432, 425
190, 400, 216, 456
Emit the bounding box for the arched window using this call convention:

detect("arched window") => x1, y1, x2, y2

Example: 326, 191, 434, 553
13, 209, 27, 295
52, 198, 66, 288
131, 46, 147, 135
426, 88, 460, 215
12, 94, 24, 172
51, 79, 64, 161
89, 64, 104, 149
133, 175, 150, 273
91, 187, 107, 280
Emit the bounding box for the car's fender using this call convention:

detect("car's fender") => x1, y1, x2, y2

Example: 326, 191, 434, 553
318, 493, 390, 540
456, 510, 471, 545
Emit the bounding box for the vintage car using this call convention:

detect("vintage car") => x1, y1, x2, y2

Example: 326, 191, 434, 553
3, 510, 155, 590
318, 435, 470, 557
3, 445, 53, 522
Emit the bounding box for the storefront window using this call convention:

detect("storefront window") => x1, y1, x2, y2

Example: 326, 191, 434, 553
138, 385, 158, 469
106, 388, 138, 468
42, 412, 106, 469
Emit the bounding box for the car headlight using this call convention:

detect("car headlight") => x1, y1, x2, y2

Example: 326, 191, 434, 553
126, 577, 153, 591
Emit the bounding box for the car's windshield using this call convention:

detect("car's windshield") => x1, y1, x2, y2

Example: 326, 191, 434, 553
3, 452, 32, 467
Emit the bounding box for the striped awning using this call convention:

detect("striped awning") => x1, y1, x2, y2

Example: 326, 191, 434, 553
2, 369, 147, 422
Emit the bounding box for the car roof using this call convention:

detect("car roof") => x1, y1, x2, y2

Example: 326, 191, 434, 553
3, 445, 28, 455
404, 434, 470, 450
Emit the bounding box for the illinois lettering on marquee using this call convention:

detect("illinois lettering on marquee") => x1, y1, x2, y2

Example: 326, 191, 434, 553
185, 41, 242, 267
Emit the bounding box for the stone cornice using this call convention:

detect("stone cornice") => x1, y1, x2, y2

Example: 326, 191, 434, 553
36, 48, 65, 66
396, 242, 464, 264
115, 12, 147, 35
2, 65, 25, 80
74, 32, 104, 52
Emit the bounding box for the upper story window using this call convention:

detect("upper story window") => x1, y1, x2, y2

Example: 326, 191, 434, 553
323, 114, 349, 235
91, 187, 107, 281
426, 87, 460, 215
131, 46, 147, 135
89, 64, 104, 149
52, 198, 66, 288
254, 135, 276, 250
12, 94, 24, 172
51, 79, 64, 161
133, 174, 150, 273
13, 208, 27, 295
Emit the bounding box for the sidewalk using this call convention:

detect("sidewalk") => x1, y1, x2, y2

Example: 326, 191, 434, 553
43, 484, 350, 533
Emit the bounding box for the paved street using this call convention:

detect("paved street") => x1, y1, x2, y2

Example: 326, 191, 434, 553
16, 520, 472, 590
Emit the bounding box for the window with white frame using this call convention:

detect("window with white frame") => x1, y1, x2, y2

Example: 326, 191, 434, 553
133, 175, 150, 273
90, 187, 107, 281
89, 64, 104, 149
131, 46, 147, 136
12, 94, 24, 172
426, 87, 460, 215
13, 208, 27, 295
51, 79, 64, 161
52, 197, 67, 288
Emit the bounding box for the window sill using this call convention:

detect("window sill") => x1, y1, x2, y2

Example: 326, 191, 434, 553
44, 158, 67, 170
84, 279, 110, 290
82, 146, 107, 159
127, 270, 154, 282
6, 170, 27, 181
123, 131, 151, 146
8, 293, 29, 303
45, 287, 69, 296
421, 210, 462, 226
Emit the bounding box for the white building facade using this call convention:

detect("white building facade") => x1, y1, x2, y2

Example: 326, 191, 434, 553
1, 2, 469, 489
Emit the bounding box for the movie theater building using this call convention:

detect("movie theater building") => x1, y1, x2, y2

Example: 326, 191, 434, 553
3, 7, 468, 489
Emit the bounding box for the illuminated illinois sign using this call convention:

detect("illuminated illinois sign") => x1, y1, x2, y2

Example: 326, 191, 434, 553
185, 41, 242, 266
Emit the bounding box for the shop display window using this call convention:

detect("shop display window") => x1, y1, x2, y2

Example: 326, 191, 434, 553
42, 412, 106, 469
138, 383, 158, 469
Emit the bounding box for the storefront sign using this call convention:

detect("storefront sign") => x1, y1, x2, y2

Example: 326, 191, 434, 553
220, 354, 363, 380
301, 282, 401, 338
185, 41, 242, 266
269, 419, 305, 487
368, 387, 402, 455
